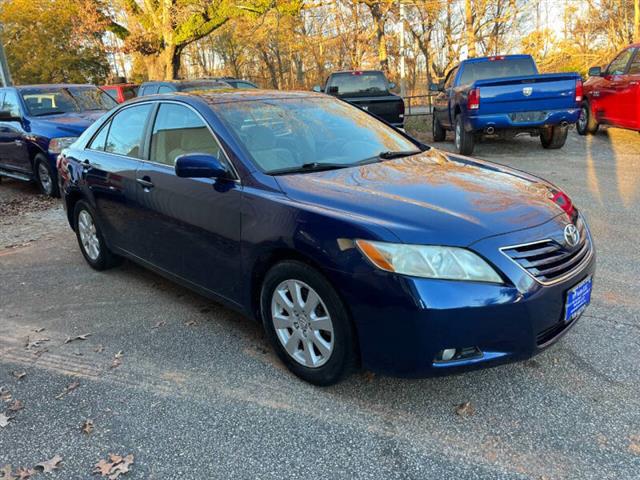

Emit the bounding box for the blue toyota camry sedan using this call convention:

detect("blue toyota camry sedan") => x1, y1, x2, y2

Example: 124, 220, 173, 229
57, 90, 595, 385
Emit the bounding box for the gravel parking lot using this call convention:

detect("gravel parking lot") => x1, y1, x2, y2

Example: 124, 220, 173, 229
1, 127, 639, 479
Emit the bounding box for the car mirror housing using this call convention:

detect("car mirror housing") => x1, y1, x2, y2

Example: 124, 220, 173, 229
175, 153, 230, 179
388, 82, 397, 90
312, 85, 322, 93
0, 110, 22, 122
588, 66, 602, 77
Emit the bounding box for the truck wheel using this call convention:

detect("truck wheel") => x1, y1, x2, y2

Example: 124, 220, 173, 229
432, 115, 446, 142
34, 154, 59, 197
576, 101, 599, 135
540, 125, 569, 149
454, 115, 474, 155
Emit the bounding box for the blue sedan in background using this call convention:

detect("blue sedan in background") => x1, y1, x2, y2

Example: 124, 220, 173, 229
0, 84, 116, 196
57, 90, 595, 385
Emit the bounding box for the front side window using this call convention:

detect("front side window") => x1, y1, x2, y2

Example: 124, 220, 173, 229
150, 103, 222, 166
444, 67, 459, 89
607, 48, 634, 75
103, 89, 118, 101
212, 97, 417, 174
3, 90, 23, 117
105, 104, 153, 158
88, 121, 110, 151
627, 49, 640, 75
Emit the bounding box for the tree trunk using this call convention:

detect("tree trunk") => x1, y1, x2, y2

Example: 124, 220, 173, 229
370, 3, 388, 72
465, 0, 476, 58
635, 0, 640, 42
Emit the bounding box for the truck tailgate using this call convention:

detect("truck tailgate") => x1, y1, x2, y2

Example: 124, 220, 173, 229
341, 95, 404, 125
473, 73, 580, 114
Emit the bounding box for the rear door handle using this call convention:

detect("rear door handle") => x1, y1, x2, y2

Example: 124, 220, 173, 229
136, 177, 154, 189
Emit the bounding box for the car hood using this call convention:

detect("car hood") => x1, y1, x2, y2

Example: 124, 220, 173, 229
275, 149, 569, 246
29, 110, 107, 137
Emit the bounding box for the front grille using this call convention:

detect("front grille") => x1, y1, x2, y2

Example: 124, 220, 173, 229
501, 219, 591, 284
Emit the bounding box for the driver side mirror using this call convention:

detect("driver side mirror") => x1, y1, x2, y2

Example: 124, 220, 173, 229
0, 110, 22, 122
388, 82, 397, 90
588, 66, 602, 77
175, 153, 230, 179
312, 85, 322, 93
429, 81, 444, 92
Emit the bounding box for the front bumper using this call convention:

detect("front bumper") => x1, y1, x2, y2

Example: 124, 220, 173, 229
330, 214, 595, 377
466, 108, 580, 132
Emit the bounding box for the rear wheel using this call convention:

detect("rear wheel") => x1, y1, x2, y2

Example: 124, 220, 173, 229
454, 115, 474, 155
540, 124, 569, 149
432, 115, 446, 142
74, 200, 121, 271
260, 261, 357, 386
576, 101, 599, 135
34, 154, 59, 197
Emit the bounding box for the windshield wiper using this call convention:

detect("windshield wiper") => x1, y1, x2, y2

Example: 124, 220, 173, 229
271, 162, 353, 175
378, 149, 421, 159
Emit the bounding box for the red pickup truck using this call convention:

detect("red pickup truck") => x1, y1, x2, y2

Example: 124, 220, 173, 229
578, 43, 640, 135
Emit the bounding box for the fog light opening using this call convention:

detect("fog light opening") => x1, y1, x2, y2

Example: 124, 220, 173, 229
434, 346, 483, 364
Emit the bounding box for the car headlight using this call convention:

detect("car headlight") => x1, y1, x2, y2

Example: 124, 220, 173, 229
356, 239, 503, 283
48, 137, 78, 154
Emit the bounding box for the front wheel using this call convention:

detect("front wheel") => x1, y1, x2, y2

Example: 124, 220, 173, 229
576, 101, 599, 135
454, 115, 475, 155
540, 124, 569, 149
35, 155, 59, 197
74, 200, 121, 271
432, 115, 446, 142
260, 261, 357, 386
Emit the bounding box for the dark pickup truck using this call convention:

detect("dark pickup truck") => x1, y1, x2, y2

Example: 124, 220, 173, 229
313, 70, 405, 128
431, 55, 582, 155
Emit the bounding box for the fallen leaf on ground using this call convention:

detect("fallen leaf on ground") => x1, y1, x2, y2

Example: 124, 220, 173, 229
55, 381, 80, 400
184, 320, 197, 327
0, 388, 11, 402
16, 467, 34, 479
34, 455, 62, 474
363, 371, 376, 382
455, 401, 476, 417
0, 413, 12, 428
33, 327, 45, 333
95, 344, 105, 353
11, 372, 26, 380
152, 321, 165, 329
93, 454, 134, 478
25, 337, 49, 349
0, 464, 15, 480
110, 351, 123, 369
64, 333, 92, 344
8, 400, 23, 412
630, 435, 640, 455
81, 419, 94, 434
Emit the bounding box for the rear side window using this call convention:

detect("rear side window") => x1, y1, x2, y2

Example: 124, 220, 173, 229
2, 90, 22, 117
150, 103, 223, 166
627, 49, 640, 75
607, 48, 634, 75
158, 85, 173, 93
458, 58, 536, 85
104, 104, 153, 158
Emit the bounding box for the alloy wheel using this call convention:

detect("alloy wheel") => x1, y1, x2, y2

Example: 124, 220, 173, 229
271, 279, 334, 368
78, 210, 100, 261
578, 106, 588, 131
38, 163, 53, 195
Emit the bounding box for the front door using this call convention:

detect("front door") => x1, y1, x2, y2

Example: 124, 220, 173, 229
433, 66, 458, 128
0, 90, 30, 173
621, 48, 640, 130
600, 48, 635, 126
135, 102, 243, 303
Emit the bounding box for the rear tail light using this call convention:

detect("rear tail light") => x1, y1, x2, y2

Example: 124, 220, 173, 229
575, 79, 583, 103
468, 88, 480, 110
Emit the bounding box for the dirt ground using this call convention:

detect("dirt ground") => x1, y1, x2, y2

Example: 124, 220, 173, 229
1, 125, 639, 479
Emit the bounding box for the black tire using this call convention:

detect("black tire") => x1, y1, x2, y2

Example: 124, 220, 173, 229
454, 115, 474, 155
540, 124, 569, 149
73, 200, 121, 271
432, 115, 446, 142
34, 154, 59, 197
576, 101, 599, 135
260, 260, 357, 386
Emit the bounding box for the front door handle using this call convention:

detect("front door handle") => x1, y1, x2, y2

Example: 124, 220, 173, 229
136, 177, 154, 189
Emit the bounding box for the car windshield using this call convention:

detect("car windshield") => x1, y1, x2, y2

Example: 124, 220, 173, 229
458, 58, 537, 85
178, 81, 230, 93
327, 72, 389, 96
212, 97, 419, 174
21, 86, 116, 116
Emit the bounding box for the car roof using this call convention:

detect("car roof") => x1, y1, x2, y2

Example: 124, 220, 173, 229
331, 70, 384, 75
462, 54, 532, 63
128, 89, 325, 105
12, 84, 97, 90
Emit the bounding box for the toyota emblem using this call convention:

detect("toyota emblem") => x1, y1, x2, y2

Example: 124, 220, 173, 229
564, 224, 580, 247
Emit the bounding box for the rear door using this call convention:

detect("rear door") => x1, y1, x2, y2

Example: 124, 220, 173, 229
0, 90, 30, 173
82, 102, 154, 255
619, 48, 640, 129
134, 101, 243, 302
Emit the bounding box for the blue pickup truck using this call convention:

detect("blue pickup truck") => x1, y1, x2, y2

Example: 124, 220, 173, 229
430, 55, 582, 155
